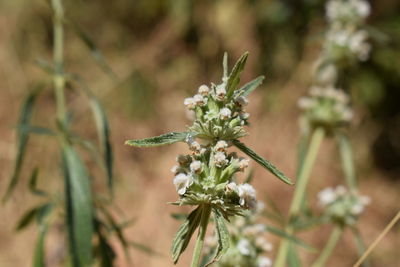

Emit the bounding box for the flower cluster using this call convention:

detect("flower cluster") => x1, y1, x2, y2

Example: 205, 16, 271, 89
185, 80, 250, 141
298, 86, 353, 131
171, 136, 256, 213
204, 203, 273, 267
318, 185, 371, 226
321, 0, 371, 70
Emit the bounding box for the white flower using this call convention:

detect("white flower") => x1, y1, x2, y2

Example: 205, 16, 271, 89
239, 158, 250, 171
243, 224, 265, 237
297, 97, 314, 110
193, 94, 207, 106
335, 185, 347, 196
173, 173, 193, 195
215, 140, 228, 152
170, 165, 180, 174
238, 183, 257, 209
352, 0, 371, 18
184, 97, 195, 109
198, 84, 210, 95
237, 239, 251, 255
351, 203, 365, 215
188, 141, 201, 153
318, 187, 337, 206
214, 151, 228, 167
216, 84, 226, 100
225, 182, 238, 193
219, 108, 232, 120
190, 160, 202, 173
257, 256, 273, 267
235, 96, 249, 107
240, 112, 250, 120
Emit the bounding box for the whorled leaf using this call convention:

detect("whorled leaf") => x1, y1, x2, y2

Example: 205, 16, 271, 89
63, 145, 93, 267
226, 52, 249, 98
3, 85, 44, 202
205, 209, 230, 267
171, 206, 202, 264
233, 75, 265, 98
232, 140, 293, 185
126, 132, 193, 148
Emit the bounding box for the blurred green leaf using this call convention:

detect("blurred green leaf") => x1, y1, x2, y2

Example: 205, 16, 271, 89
171, 206, 202, 264
3, 85, 43, 202
94, 218, 116, 267
336, 133, 357, 190
233, 76, 265, 98
226, 52, 249, 98
265, 225, 315, 251
17, 125, 55, 136
130, 241, 163, 256
29, 168, 49, 197
126, 132, 192, 147
68, 20, 117, 80
232, 140, 293, 185
63, 145, 93, 267
287, 243, 302, 267
33, 203, 53, 267
15, 207, 39, 231
351, 227, 370, 267
205, 209, 230, 266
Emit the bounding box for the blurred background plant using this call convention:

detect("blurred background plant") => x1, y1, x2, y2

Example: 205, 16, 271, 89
1, 0, 399, 266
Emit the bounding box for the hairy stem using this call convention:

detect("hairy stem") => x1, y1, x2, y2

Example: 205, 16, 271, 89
275, 127, 325, 267
191, 205, 211, 267
311, 226, 343, 267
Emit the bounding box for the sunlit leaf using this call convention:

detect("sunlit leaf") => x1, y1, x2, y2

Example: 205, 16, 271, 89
3, 85, 43, 202
232, 140, 293, 185
171, 206, 202, 264
205, 209, 230, 266
233, 76, 265, 98
226, 52, 249, 98
63, 145, 93, 267
126, 132, 192, 148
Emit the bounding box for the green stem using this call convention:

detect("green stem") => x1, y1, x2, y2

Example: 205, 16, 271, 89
336, 133, 357, 191
275, 127, 325, 267
51, 0, 67, 126
191, 205, 211, 267
311, 226, 343, 267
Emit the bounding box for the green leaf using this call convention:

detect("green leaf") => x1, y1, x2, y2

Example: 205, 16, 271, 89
265, 225, 315, 251
62, 145, 93, 267
15, 207, 39, 231
94, 218, 116, 267
17, 125, 56, 136
232, 140, 293, 185
68, 20, 117, 80
171, 206, 202, 264
233, 76, 265, 98
126, 132, 192, 148
29, 168, 49, 197
351, 227, 370, 267
33, 203, 53, 267
336, 132, 357, 190
226, 52, 249, 98
3, 85, 43, 202
287, 243, 302, 267
89, 95, 114, 195
205, 209, 230, 266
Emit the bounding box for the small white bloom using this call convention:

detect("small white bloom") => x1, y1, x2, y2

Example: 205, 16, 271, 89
240, 112, 250, 120
170, 165, 180, 174
239, 158, 250, 171
190, 160, 202, 173
189, 141, 201, 153
351, 203, 365, 215
297, 97, 314, 110
215, 140, 228, 152
216, 84, 226, 100
173, 173, 193, 195
352, 0, 371, 18
193, 94, 207, 106
214, 151, 228, 167
219, 108, 232, 120
318, 187, 337, 206
198, 84, 210, 96
335, 185, 347, 196
237, 239, 251, 255
243, 224, 265, 237
235, 96, 249, 107
257, 256, 273, 267
255, 237, 273, 252
238, 183, 257, 209
184, 97, 196, 109
225, 182, 238, 193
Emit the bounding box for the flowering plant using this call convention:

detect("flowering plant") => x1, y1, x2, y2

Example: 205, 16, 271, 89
126, 52, 292, 266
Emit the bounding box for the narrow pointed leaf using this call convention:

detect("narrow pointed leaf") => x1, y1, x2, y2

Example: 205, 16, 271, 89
205, 209, 230, 266
33, 203, 53, 267
130, 241, 163, 256
233, 76, 265, 98
29, 168, 49, 197
265, 225, 315, 251
232, 140, 293, 185
17, 125, 55, 136
226, 52, 249, 98
15, 207, 39, 231
336, 133, 357, 190
94, 218, 116, 267
126, 132, 192, 148
287, 243, 302, 267
171, 207, 202, 264
63, 145, 93, 267
351, 227, 370, 267
3, 85, 43, 202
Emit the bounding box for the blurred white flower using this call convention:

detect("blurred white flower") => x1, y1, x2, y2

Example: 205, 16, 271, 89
184, 97, 195, 109
215, 140, 228, 152
239, 158, 250, 171
318, 187, 337, 206
198, 84, 210, 95
219, 108, 232, 120
216, 84, 227, 100
238, 183, 257, 209
190, 160, 202, 173
237, 238, 251, 255
257, 256, 273, 267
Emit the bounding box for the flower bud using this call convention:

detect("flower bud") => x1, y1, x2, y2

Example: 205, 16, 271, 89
198, 84, 210, 96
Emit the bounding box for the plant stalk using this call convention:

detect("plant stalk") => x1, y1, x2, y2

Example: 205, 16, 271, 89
191, 205, 212, 267
275, 127, 325, 267
51, 0, 67, 126
311, 226, 343, 267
